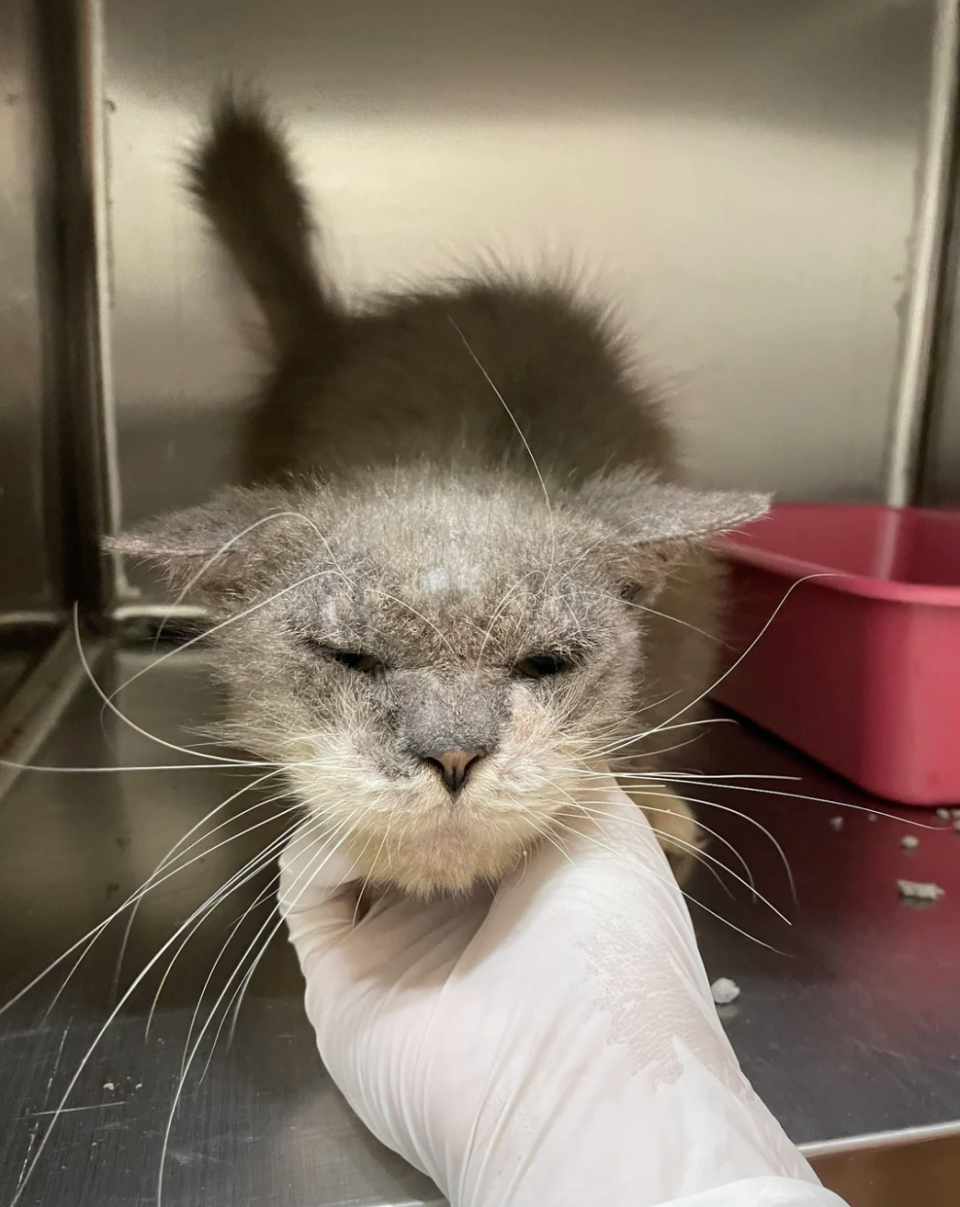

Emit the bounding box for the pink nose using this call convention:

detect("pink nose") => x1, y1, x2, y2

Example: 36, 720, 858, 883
423, 748, 486, 793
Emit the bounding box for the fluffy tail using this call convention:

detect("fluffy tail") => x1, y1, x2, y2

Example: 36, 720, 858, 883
187, 90, 336, 355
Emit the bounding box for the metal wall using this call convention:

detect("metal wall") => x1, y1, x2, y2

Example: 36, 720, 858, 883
83, 1, 949, 604
0, 0, 62, 695
924, 189, 960, 505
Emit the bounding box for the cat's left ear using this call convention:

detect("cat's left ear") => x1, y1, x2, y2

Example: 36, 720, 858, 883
576, 468, 771, 586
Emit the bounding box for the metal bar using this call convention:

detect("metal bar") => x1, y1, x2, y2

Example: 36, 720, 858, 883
32, 0, 115, 618
0, 627, 100, 802
886, 0, 960, 507
801, 1117, 960, 1160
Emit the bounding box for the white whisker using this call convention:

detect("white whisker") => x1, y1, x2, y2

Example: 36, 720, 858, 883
158, 818, 361, 1206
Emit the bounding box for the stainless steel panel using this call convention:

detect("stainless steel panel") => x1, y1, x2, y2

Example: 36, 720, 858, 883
1, 648, 958, 1205
100, 0, 940, 607
0, 0, 61, 645
923, 176, 960, 505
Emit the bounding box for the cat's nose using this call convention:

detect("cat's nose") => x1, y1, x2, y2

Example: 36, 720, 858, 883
422, 748, 487, 793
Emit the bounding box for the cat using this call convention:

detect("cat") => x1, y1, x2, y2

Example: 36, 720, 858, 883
108, 91, 769, 896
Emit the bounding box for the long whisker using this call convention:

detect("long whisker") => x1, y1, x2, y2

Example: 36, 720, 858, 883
557, 775, 760, 898
71, 608, 263, 766
373, 591, 459, 657
616, 593, 723, 643
146, 804, 308, 1042
146, 510, 328, 653
569, 800, 790, 923
111, 771, 297, 1002
589, 714, 741, 760
77, 559, 363, 764
205, 812, 354, 1076
181, 809, 352, 1075
646, 776, 947, 830
350, 816, 394, 930
448, 318, 553, 524
158, 820, 360, 1207
545, 809, 787, 954
1, 771, 294, 1023
551, 774, 766, 913
563, 799, 734, 897
449, 317, 558, 632
561, 771, 799, 904
621, 785, 798, 905
616, 573, 837, 752
0, 758, 284, 774
474, 570, 541, 670
7, 818, 314, 1207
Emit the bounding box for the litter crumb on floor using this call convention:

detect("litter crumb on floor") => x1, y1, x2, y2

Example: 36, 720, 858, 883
102, 1082, 115, 1092
711, 977, 741, 1006
897, 879, 945, 902
868, 812, 877, 822
936, 808, 951, 820
952, 808, 960, 820
829, 816, 844, 831
900, 835, 919, 851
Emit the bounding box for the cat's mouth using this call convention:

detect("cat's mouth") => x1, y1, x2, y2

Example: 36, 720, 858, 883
325, 780, 564, 896
285, 740, 578, 894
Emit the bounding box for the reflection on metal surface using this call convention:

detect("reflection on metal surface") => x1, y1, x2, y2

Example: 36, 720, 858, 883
0, 645, 443, 1206
98, 0, 939, 608
0, 627, 94, 798
0, 0, 63, 683
0, 650, 958, 1204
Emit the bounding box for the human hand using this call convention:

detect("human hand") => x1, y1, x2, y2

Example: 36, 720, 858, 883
279, 773, 845, 1207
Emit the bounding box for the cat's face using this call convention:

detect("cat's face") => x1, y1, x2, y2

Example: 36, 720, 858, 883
110, 468, 767, 895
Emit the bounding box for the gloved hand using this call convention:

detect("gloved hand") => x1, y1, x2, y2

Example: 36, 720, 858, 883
279, 772, 847, 1207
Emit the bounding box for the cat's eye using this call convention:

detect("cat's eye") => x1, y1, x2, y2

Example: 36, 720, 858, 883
330, 648, 383, 673
303, 639, 384, 675
514, 652, 578, 679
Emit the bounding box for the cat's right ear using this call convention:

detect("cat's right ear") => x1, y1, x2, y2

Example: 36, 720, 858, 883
104, 485, 304, 603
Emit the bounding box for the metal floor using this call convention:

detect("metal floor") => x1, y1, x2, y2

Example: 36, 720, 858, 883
0, 642, 958, 1206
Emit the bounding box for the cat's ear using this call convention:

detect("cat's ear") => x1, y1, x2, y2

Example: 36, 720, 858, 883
576, 468, 770, 587
104, 485, 307, 603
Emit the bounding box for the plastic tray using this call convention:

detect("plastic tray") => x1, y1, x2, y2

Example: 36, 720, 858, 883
713, 504, 960, 806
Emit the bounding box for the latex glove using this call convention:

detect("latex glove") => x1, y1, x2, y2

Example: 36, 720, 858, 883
279, 773, 847, 1207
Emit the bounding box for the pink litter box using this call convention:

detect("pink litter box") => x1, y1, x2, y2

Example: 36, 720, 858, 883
713, 504, 960, 806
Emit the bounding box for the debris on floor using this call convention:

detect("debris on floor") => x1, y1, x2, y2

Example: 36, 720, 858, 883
897, 879, 945, 903
711, 977, 741, 1006
829, 816, 844, 831
900, 835, 919, 851
936, 808, 951, 820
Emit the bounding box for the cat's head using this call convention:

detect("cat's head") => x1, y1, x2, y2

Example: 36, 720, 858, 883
108, 467, 767, 895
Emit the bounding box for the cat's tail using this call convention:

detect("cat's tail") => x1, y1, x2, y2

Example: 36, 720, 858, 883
187, 89, 337, 355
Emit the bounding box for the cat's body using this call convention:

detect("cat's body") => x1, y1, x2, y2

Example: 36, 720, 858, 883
112, 94, 768, 895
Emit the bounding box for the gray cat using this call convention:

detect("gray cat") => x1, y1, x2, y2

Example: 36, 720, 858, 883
109, 92, 769, 897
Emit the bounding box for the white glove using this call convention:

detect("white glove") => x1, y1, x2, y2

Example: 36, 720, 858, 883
279, 773, 846, 1207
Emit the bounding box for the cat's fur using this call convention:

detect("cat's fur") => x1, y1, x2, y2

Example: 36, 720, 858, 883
109, 92, 769, 896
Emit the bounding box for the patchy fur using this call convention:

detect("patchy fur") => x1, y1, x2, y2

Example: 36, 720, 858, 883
109, 92, 769, 896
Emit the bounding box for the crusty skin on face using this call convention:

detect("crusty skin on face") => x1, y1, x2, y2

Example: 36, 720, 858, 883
110, 92, 768, 895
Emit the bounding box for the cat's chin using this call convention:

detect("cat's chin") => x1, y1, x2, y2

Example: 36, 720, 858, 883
340, 804, 549, 898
